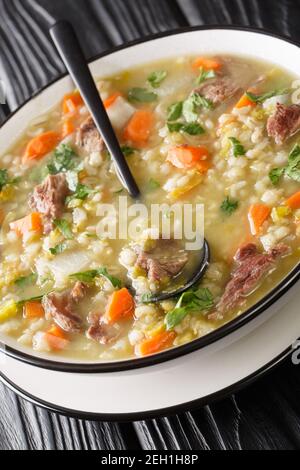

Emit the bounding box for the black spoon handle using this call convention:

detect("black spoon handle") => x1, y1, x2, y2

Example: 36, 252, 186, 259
50, 20, 140, 199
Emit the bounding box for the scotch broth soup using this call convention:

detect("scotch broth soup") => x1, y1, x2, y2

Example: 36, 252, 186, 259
0, 54, 299, 361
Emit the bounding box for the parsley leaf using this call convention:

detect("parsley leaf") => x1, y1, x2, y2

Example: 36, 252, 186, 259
49, 242, 68, 256
165, 288, 214, 330
245, 88, 290, 104
183, 93, 213, 123
269, 144, 300, 185
220, 197, 239, 215
0, 169, 19, 192
128, 87, 157, 103
229, 137, 246, 157
147, 70, 167, 88
15, 273, 37, 288
54, 219, 73, 239
70, 267, 122, 288
47, 144, 78, 175
195, 68, 216, 85
167, 102, 183, 121
147, 178, 160, 191
269, 167, 285, 185
121, 145, 136, 157
67, 184, 94, 203
167, 122, 184, 133
182, 123, 205, 136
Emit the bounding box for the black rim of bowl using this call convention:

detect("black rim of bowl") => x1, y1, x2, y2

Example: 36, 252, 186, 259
0, 24, 299, 374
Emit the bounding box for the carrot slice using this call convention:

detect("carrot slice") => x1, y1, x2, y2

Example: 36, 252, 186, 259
248, 204, 271, 235
62, 92, 84, 114
192, 57, 222, 71
104, 288, 135, 324
123, 110, 154, 148
23, 131, 59, 163
135, 331, 176, 357
47, 325, 68, 339
10, 213, 43, 237
103, 92, 122, 109
167, 145, 210, 171
23, 301, 45, 319
61, 118, 75, 138
285, 191, 300, 210
235, 93, 256, 109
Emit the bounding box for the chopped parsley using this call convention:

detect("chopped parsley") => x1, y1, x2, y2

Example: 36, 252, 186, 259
195, 68, 216, 85
167, 102, 183, 121
245, 88, 290, 104
167, 122, 205, 135
220, 196, 239, 215
70, 267, 122, 288
47, 144, 78, 175
49, 242, 68, 256
67, 183, 95, 202
0, 169, 19, 192
182, 92, 213, 123
228, 137, 246, 157
121, 145, 136, 157
54, 219, 73, 240
147, 178, 160, 191
147, 70, 167, 88
128, 87, 157, 103
269, 144, 300, 185
165, 288, 214, 330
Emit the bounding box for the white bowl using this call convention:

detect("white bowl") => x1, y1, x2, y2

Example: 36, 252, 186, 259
0, 26, 299, 373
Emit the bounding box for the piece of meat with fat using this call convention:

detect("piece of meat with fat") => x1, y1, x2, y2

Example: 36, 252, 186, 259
86, 313, 119, 344
267, 103, 300, 145
211, 243, 289, 319
76, 116, 104, 153
42, 282, 86, 333
195, 77, 240, 106
135, 240, 188, 283
29, 173, 69, 234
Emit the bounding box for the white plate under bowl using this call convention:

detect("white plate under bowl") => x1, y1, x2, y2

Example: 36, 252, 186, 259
0, 280, 299, 420
0, 26, 300, 374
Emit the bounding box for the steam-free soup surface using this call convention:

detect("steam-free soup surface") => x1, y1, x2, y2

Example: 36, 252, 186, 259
0, 54, 299, 360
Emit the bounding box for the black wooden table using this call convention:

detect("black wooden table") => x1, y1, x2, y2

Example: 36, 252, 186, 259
1, 0, 300, 451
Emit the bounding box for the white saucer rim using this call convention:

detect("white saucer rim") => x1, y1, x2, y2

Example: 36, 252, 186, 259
0, 347, 291, 422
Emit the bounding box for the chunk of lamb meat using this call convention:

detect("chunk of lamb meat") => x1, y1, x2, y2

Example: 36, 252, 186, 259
267, 103, 300, 145
86, 313, 119, 344
211, 243, 289, 319
76, 116, 104, 153
29, 173, 69, 234
42, 282, 86, 333
135, 240, 188, 283
195, 77, 240, 106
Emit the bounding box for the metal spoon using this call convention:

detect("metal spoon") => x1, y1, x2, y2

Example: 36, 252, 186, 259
50, 20, 140, 198
138, 239, 210, 303
50, 20, 210, 299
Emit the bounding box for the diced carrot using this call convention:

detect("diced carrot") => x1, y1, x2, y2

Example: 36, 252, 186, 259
62, 92, 84, 114
235, 94, 256, 109
103, 92, 122, 109
123, 110, 154, 148
135, 330, 176, 357
285, 191, 300, 210
23, 301, 45, 319
10, 212, 43, 237
192, 57, 222, 71
47, 325, 68, 339
104, 288, 135, 324
167, 145, 210, 171
248, 204, 271, 235
61, 118, 75, 138
23, 131, 59, 163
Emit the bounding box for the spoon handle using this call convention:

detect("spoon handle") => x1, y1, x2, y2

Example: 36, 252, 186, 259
50, 20, 140, 199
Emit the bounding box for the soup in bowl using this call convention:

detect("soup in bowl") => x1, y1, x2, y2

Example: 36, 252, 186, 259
0, 28, 299, 369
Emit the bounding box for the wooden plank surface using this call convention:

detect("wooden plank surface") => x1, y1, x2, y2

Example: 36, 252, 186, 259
0, 0, 300, 450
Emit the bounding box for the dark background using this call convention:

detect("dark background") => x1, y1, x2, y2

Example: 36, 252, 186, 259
1, 0, 300, 450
